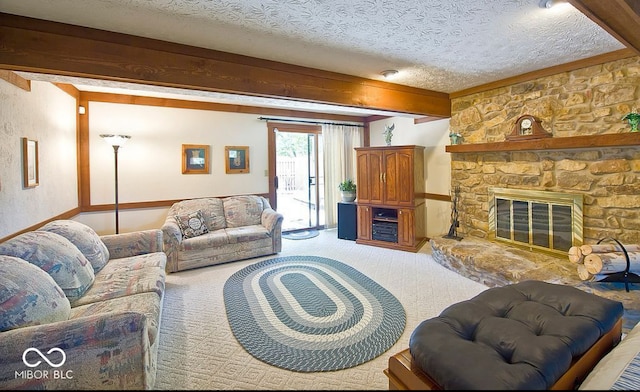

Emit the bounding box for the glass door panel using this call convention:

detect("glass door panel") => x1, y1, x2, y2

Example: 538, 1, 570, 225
275, 130, 323, 232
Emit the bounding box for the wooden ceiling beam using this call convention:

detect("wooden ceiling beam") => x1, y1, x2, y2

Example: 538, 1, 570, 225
0, 12, 450, 118
568, 0, 640, 56
0, 70, 30, 91
79, 91, 369, 123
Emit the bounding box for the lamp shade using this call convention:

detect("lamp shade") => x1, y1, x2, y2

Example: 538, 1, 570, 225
99, 134, 131, 147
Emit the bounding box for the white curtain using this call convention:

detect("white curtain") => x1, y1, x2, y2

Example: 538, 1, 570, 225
322, 124, 363, 228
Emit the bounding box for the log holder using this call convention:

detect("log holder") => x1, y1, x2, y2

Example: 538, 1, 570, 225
596, 237, 640, 292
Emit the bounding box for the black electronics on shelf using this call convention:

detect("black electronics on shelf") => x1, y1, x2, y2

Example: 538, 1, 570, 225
372, 221, 398, 242
373, 207, 397, 220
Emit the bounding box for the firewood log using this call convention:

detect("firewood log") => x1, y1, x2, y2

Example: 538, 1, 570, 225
580, 243, 640, 255
583, 252, 640, 275
576, 264, 593, 281
568, 246, 583, 263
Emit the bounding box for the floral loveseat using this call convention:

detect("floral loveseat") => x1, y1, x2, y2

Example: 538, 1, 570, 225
162, 195, 283, 272
0, 220, 166, 390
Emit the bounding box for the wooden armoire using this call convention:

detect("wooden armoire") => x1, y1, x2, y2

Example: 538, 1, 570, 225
355, 145, 426, 252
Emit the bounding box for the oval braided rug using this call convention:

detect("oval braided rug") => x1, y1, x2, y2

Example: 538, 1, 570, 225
223, 255, 406, 372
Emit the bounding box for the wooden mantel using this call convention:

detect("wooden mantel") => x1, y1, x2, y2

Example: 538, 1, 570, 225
446, 132, 640, 153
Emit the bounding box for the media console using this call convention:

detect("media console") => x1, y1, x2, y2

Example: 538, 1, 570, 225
356, 203, 426, 252
355, 145, 426, 252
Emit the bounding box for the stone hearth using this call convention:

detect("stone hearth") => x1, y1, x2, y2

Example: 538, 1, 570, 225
430, 236, 640, 332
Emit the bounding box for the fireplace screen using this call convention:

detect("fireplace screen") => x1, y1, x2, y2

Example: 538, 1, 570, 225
489, 188, 583, 255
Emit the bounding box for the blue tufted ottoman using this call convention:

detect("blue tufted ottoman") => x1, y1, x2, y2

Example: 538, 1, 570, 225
385, 280, 624, 390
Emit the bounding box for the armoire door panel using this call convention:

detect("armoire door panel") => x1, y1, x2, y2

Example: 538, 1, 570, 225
384, 151, 398, 205
369, 152, 384, 204
396, 151, 414, 205
357, 205, 372, 240
397, 208, 414, 247
356, 152, 371, 203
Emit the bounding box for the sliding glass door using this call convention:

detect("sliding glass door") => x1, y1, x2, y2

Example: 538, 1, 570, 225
268, 122, 324, 232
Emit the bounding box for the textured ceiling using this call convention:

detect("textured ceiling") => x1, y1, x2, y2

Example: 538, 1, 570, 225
1, 0, 627, 117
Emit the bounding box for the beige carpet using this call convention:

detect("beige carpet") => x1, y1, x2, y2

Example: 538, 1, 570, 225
154, 229, 488, 390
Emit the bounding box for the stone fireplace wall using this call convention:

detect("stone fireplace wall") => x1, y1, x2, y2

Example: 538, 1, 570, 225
449, 56, 640, 245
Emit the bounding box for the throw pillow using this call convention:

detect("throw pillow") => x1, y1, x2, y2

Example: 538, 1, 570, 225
0, 231, 95, 303
0, 255, 71, 332
175, 210, 209, 239
38, 219, 110, 273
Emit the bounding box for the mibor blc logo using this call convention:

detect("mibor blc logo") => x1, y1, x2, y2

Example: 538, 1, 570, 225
15, 347, 73, 380
22, 348, 66, 367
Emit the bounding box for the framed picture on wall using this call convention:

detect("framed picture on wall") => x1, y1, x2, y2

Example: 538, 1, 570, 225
22, 137, 39, 188
182, 144, 210, 174
225, 146, 250, 174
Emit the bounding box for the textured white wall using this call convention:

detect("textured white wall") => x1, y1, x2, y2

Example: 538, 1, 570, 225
1, 83, 273, 237
75, 207, 171, 236
0, 81, 78, 238
81, 102, 270, 234
369, 117, 452, 238
88, 102, 268, 203
1, 81, 452, 238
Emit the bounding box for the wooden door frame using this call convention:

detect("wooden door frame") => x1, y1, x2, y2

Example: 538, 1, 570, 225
266, 122, 322, 213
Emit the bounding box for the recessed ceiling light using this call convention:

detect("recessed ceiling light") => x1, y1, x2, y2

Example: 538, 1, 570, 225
381, 70, 399, 79
539, 0, 554, 8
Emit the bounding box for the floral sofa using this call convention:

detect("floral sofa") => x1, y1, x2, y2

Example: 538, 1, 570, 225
162, 195, 284, 272
579, 317, 640, 389
0, 220, 166, 390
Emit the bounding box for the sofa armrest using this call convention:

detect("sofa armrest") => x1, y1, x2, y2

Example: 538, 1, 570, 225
261, 208, 284, 233
161, 216, 183, 245
0, 312, 153, 390
161, 217, 183, 273
100, 229, 163, 259
262, 208, 284, 253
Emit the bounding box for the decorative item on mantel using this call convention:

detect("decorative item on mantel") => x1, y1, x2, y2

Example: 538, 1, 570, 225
449, 132, 462, 145
383, 123, 395, 146
623, 109, 640, 132
338, 179, 357, 202
506, 114, 552, 141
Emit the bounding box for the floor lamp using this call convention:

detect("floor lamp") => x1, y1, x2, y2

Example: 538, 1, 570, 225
99, 134, 131, 234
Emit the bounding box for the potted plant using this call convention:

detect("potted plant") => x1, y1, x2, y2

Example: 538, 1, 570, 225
338, 179, 357, 202
623, 109, 640, 132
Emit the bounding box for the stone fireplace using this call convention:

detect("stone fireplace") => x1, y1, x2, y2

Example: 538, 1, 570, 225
445, 56, 640, 248
428, 56, 640, 331
449, 146, 640, 247
488, 187, 583, 256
